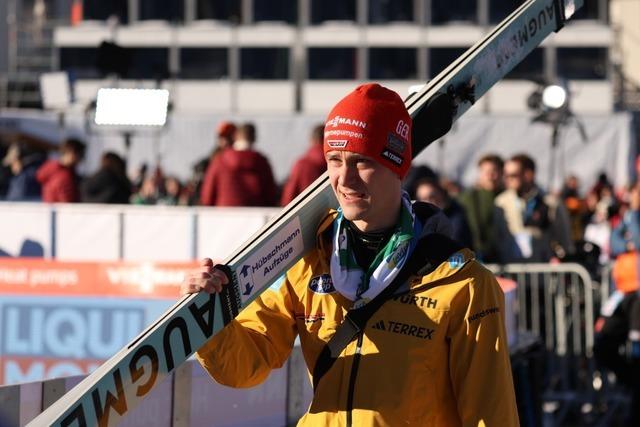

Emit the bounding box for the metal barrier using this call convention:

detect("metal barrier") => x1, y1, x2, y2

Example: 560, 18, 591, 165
598, 262, 615, 303
487, 263, 595, 358
487, 262, 630, 427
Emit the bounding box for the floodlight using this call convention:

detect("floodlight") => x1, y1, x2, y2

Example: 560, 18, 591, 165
94, 88, 170, 126
541, 85, 567, 110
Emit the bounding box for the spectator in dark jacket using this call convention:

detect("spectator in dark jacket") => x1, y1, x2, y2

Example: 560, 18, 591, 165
402, 164, 438, 200
36, 138, 86, 203
457, 154, 504, 262
81, 152, 132, 204
200, 123, 277, 207
3, 143, 45, 201
280, 124, 326, 206
415, 176, 474, 249
610, 183, 640, 257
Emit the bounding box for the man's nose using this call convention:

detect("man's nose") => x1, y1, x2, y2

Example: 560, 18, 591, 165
338, 163, 357, 186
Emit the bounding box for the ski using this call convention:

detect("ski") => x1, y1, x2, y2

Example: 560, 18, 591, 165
28, 1, 582, 425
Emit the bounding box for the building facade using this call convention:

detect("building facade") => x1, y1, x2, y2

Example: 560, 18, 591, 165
47, 0, 612, 114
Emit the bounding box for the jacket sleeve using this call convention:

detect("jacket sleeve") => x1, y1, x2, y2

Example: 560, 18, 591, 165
199, 156, 219, 206
56, 173, 79, 203
611, 211, 640, 257
195, 277, 297, 388
280, 160, 303, 206
610, 222, 629, 257
447, 264, 520, 427
259, 155, 278, 207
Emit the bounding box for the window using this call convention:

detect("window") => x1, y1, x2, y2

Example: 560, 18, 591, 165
83, 0, 128, 23
429, 48, 466, 78
60, 48, 100, 79
489, 0, 522, 24
557, 48, 608, 80
127, 48, 170, 80
505, 48, 544, 80
369, 0, 413, 24
431, 1, 476, 24
196, 0, 241, 22
311, 0, 356, 24
139, 0, 184, 22
369, 48, 417, 79
180, 48, 228, 79
308, 48, 357, 79
254, 0, 297, 23
240, 48, 289, 79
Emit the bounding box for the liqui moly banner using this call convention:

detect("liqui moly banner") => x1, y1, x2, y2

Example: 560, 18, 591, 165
0, 259, 197, 385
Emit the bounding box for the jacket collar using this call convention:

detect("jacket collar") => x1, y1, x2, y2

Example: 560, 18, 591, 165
315, 206, 475, 293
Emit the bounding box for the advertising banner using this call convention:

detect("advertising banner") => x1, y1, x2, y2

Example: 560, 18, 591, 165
0, 259, 197, 385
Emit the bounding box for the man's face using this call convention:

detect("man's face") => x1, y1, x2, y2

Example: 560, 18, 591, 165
503, 160, 524, 192
61, 149, 82, 168
415, 182, 445, 209
478, 161, 502, 191
326, 150, 401, 232
217, 135, 232, 149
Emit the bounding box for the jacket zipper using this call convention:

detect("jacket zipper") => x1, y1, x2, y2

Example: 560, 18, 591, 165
346, 332, 363, 427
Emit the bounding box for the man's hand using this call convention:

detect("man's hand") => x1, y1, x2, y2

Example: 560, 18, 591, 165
180, 258, 229, 295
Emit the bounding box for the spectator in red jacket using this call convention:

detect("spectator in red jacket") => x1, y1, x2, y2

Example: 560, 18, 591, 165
280, 124, 326, 206
197, 121, 237, 204
36, 138, 86, 203
200, 123, 277, 207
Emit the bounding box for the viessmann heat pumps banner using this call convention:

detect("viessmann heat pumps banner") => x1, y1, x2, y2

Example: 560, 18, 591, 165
0, 258, 197, 385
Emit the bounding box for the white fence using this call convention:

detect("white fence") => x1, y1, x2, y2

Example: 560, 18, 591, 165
0, 202, 279, 262
0, 349, 313, 427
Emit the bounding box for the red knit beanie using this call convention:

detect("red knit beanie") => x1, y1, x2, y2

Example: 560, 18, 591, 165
323, 83, 412, 179
216, 121, 236, 139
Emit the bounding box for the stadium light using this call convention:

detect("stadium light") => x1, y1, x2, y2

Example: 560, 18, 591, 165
94, 88, 170, 126
527, 81, 570, 116
527, 79, 587, 190
541, 84, 568, 110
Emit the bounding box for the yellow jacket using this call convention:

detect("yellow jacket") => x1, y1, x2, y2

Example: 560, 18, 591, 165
196, 209, 519, 426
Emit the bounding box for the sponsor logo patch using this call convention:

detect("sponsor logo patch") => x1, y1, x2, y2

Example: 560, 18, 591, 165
392, 294, 438, 309
468, 307, 499, 322
238, 217, 304, 304
295, 312, 325, 324
380, 149, 403, 166
385, 242, 408, 269
372, 320, 386, 330
386, 132, 406, 153
308, 274, 336, 294
380, 132, 406, 167
327, 115, 368, 129
396, 120, 410, 140
448, 252, 465, 269
371, 319, 434, 340
327, 139, 348, 148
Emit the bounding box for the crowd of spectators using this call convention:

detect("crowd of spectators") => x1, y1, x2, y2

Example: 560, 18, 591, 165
403, 152, 639, 270
0, 123, 637, 269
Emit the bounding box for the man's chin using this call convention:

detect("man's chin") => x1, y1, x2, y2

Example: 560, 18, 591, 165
340, 207, 366, 222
